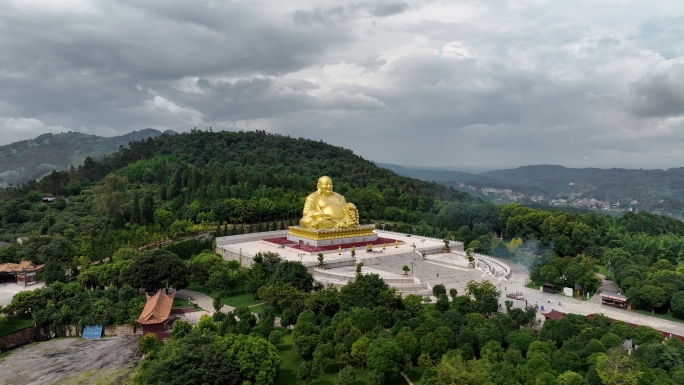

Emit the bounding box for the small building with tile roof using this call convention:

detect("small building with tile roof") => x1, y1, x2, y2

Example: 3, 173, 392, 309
599, 291, 630, 309
0, 260, 44, 285
542, 309, 566, 320
136, 289, 176, 339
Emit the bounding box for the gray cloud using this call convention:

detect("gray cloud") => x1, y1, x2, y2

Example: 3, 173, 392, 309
1, 0, 684, 170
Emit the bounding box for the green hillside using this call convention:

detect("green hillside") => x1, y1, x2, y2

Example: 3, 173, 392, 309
1, 130, 684, 385
0, 128, 167, 188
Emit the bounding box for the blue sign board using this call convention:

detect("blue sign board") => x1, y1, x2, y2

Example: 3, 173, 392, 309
82, 325, 103, 339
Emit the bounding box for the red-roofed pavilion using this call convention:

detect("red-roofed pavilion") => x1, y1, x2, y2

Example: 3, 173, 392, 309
136, 290, 175, 339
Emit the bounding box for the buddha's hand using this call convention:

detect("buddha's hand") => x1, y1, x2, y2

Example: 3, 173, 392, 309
313, 212, 332, 219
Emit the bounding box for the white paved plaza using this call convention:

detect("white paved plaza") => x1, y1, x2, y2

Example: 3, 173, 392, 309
216, 229, 453, 266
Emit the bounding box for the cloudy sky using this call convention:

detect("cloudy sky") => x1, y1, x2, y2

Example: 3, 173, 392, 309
1, 0, 684, 170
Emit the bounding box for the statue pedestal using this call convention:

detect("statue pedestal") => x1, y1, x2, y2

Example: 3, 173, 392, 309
287, 225, 378, 247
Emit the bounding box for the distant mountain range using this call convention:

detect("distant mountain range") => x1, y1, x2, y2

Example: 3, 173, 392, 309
0, 129, 172, 188
376, 162, 684, 220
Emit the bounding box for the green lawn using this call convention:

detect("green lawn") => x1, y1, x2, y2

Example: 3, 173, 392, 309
186, 282, 213, 296
172, 298, 193, 309
0, 314, 34, 337
220, 289, 262, 308
275, 331, 423, 385
248, 305, 264, 315
633, 309, 684, 325
597, 266, 613, 280
185, 283, 262, 309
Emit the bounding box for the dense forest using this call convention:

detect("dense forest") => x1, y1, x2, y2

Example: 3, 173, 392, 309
1, 129, 684, 384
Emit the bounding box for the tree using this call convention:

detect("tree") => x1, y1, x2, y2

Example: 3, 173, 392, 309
540, 265, 560, 285
403, 294, 425, 318
92, 174, 128, 218
154, 209, 175, 230
270, 261, 313, 292
639, 285, 666, 313
131, 191, 142, 225
466, 280, 501, 313
449, 288, 458, 299
44, 259, 67, 285
223, 333, 281, 385
129, 249, 190, 293
443, 231, 452, 250
435, 294, 449, 312
351, 336, 371, 369
213, 295, 224, 313
402, 265, 410, 275
338, 365, 356, 385
112, 247, 139, 263
317, 253, 324, 266
505, 300, 513, 313
142, 192, 155, 224
268, 330, 282, 346
138, 333, 160, 355
170, 320, 192, 339
557, 370, 588, 385
313, 342, 335, 375
135, 331, 244, 385
367, 338, 405, 383
671, 291, 684, 318
190, 251, 224, 284
432, 284, 446, 298
595, 350, 641, 385
297, 361, 316, 385
632, 325, 662, 346
339, 273, 390, 311
609, 321, 633, 342
468, 240, 482, 252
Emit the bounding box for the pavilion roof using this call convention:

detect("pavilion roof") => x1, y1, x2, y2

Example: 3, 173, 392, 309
542, 309, 566, 320
0, 261, 45, 274
136, 290, 175, 325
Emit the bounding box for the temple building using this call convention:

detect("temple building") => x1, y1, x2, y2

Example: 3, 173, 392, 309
0, 261, 44, 286
136, 290, 175, 339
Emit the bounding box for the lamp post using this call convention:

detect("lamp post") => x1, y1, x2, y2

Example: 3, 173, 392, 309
381, 223, 386, 231
420, 239, 425, 248
410, 261, 415, 277
606, 260, 612, 276
561, 274, 566, 289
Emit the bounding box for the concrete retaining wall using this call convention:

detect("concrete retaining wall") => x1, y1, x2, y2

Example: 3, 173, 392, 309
218, 246, 255, 267
216, 230, 289, 246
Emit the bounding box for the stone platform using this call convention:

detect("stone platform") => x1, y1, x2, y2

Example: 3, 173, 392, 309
287, 225, 378, 247
264, 236, 400, 253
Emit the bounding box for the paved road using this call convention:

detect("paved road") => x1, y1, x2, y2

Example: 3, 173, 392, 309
0, 282, 45, 306
176, 289, 281, 326
500, 263, 684, 336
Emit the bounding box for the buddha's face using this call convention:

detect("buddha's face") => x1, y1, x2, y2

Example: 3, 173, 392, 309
317, 177, 333, 196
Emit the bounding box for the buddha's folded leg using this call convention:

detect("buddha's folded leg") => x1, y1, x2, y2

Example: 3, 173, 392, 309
300, 217, 338, 229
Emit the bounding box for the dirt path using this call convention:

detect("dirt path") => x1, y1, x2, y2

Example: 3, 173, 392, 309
0, 337, 140, 385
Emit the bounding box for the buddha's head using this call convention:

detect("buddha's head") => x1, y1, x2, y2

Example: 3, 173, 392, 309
317, 176, 333, 196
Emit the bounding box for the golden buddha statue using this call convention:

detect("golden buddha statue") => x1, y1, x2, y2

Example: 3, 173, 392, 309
300, 176, 359, 229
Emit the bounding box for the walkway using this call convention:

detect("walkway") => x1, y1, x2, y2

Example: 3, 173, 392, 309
176, 289, 281, 326
0, 281, 45, 306
500, 263, 684, 335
